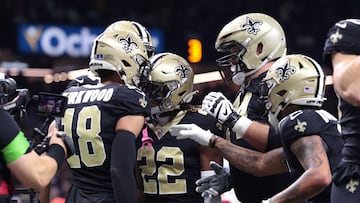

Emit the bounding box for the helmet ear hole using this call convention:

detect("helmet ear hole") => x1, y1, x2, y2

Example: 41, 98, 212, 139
256, 43, 263, 55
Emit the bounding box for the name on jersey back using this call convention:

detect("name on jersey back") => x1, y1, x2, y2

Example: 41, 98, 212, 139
63, 88, 114, 104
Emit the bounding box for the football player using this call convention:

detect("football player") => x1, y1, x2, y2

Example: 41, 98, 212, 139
136, 52, 223, 203
171, 54, 343, 202
0, 74, 69, 201
178, 13, 295, 203
323, 19, 360, 202
56, 30, 151, 203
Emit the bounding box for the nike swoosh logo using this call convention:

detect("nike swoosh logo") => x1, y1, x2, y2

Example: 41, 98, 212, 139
74, 78, 84, 83
289, 111, 303, 120
336, 22, 347, 29
223, 105, 228, 116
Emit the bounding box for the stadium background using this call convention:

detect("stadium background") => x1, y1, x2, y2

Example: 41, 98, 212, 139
1, 0, 359, 202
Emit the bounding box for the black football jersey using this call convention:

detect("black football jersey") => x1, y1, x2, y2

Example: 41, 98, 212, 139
322, 19, 360, 138
323, 19, 360, 69
136, 109, 222, 203
279, 109, 342, 202
230, 72, 296, 203
57, 83, 151, 192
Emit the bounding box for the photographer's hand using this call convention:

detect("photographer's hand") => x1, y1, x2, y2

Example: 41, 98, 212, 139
48, 121, 75, 158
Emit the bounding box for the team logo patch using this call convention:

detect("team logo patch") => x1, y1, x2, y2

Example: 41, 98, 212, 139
294, 119, 307, 133
346, 178, 359, 193
275, 60, 297, 82
118, 34, 139, 53
240, 17, 263, 35
139, 96, 148, 108
330, 29, 343, 44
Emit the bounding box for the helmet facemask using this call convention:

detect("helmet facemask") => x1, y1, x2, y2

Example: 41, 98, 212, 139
146, 80, 180, 115
216, 42, 250, 85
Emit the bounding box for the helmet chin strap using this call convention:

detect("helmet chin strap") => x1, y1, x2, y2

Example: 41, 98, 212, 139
232, 71, 246, 86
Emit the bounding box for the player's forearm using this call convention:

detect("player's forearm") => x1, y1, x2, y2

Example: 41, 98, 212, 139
213, 138, 287, 177
269, 170, 329, 203
213, 137, 264, 176
9, 151, 58, 189
242, 121, 270, 152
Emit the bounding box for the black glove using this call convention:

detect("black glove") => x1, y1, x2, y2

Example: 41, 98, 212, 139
196, 161, 232, 198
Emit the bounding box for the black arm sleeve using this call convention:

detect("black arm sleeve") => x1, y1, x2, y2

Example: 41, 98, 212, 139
266, 125, 282, 151
111, 130, 137, 203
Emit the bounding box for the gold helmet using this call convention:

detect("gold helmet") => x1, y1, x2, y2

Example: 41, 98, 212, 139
146, 52, 196, 114
89, 30, 150, 86
215, 13, 286, 85
261, 54, 326, 125
104, 20, 155, 57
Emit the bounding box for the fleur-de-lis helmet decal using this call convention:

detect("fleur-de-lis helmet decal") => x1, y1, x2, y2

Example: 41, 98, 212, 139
118, 34, 139, 54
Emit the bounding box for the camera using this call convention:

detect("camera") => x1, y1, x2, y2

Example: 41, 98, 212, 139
35, 92, 68, 117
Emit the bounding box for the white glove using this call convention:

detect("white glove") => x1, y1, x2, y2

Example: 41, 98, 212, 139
262, 199, 271, 203
169, 124, 213, 146
202, 92, 235, 124
202, 92, 252, 138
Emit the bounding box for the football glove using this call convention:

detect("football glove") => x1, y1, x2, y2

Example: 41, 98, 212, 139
202, 92, 240, 128
169, 123, 213, 146
202, 92, 252, 138
196, 161, 232, 198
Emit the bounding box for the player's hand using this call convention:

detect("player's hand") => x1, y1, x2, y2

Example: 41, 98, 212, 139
196, 161, 232, 198
202, 92, 237, 126
169, 124, 213, 146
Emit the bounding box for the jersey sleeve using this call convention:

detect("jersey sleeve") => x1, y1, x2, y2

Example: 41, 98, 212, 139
112, 85, 151, 118
280, 109, 331, 144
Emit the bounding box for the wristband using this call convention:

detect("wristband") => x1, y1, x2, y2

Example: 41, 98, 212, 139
223, 112, 241, 128
209, 135, 218, 148
47, 144, 65, 169
232, 116, 252, 138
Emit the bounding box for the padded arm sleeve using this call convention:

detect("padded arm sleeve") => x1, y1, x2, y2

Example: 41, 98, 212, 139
111, 130, 137, 203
